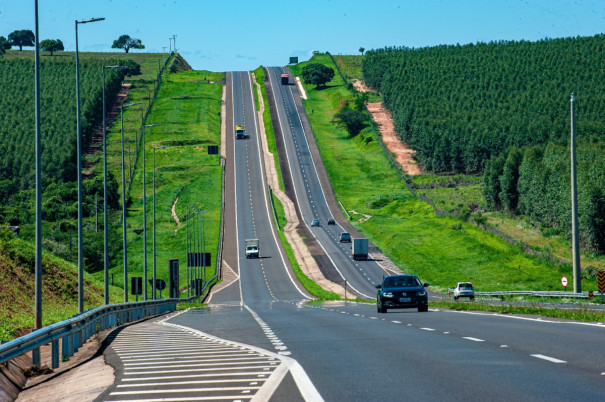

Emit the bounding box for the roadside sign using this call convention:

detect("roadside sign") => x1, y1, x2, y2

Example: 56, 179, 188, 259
598, 270, 605, 293
561, 276, 568, 288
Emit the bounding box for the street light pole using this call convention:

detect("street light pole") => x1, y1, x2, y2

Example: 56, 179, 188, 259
120, 102, 142, 302
570, 93, 581, 293
143, 123, 160, 300
153, 146, 169, 299
33, 0, 42, 366
103, 65, 128, 305
76, 16, 104, 314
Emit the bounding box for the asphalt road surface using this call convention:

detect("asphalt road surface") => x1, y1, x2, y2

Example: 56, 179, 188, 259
95, 71, 605, 401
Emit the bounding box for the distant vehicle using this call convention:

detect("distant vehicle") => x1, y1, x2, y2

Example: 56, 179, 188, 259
245, 239, 259, 258
281, 73, 289, 85
311, 218, 320, 227
235, 124, 245, 139
327, 218, 336, 225
451, 282, 475, 300
376, 274, 429, 313
352, 238, 368, 260
339, 232, 351, 243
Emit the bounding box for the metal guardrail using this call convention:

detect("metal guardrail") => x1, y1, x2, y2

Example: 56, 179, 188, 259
0, 298, 178, 368
476, 290, 597, 299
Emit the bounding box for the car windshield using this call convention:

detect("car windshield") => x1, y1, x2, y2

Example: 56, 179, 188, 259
384, 276, 420, 287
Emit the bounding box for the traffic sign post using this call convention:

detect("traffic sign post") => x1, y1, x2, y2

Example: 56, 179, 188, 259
597, 270, 605, 302
561, 276, 568, 291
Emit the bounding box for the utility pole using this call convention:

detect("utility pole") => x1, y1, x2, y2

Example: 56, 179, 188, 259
570, 93, 581, 293
168, 37, 172, 53
172, 34, 177, 53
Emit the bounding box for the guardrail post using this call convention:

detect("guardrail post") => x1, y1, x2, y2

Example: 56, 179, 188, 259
62, 335, 69, 361
73, 332, 79, 353
32, 347, 40, 366
51, 339, 59, 369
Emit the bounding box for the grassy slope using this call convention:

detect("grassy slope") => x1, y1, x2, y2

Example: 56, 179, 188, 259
334, 54, 605, 277
0, 236, 122, 342
0, 54, 224, 340
98, 68, 224, 298
289, 54, 594, 293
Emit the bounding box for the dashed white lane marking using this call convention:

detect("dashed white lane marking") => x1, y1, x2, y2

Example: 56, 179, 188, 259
391, 320, 402, 324
463, 337, 485, 342
531, 354, 566, 364
420, 327, 436, 331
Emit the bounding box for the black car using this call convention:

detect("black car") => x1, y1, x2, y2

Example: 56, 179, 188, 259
339, 232, 351, 242
376, 274, 429, 313
327, 218, 336, 225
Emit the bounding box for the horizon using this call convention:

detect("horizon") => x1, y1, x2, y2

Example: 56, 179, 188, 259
1, 0, 604, 71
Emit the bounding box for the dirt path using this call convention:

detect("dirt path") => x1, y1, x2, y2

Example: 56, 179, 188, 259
83, 83, 133, 175
352, 81, 421, 175
171, 196, 181, 235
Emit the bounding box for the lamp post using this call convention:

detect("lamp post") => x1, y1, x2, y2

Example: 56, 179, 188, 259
33, 0, 42, 366
142, 123, 160, 300
103, 65, 128, 305
120, 102, 142, 302
76, 16, 105, 314
152, 146, 169, 299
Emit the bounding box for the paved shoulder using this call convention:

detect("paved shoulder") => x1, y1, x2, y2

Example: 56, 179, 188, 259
97, 312, 317, 401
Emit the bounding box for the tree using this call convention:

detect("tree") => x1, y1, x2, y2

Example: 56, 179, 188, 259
499, 148, 523, 214
332, 103, 368, 137
301, 63, 335, 88
359, 47, 365, 55
0, 36, 10, 56
40, 39, 64, 56
119, 59, 142, 76
8, 30, 35, 51
111, 35, 145, 53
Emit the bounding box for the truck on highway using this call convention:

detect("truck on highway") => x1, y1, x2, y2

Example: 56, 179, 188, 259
352, 238, 368, 260
235, 125, 245, 139
245, 239, 259, 259
281, 74, 289, 85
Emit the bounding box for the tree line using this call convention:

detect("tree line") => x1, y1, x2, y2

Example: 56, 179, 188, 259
362, 35, 605, 174
0, 29, 145, 56
0, 55, 140, 272
483, 138, 605, 253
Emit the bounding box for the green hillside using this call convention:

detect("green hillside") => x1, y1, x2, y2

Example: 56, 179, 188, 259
0, 51, 224, 338
0, 230, 122, 342
288, 54, 600, 293
362, 35, 605, 173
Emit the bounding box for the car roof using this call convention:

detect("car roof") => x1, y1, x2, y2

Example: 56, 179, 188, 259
386, 274, 418, 279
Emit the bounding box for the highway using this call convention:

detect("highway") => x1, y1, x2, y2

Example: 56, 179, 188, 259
265, 66, 390, 299
92, 71, 605, 401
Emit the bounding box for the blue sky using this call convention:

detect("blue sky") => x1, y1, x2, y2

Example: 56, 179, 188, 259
1, 0, 604, 72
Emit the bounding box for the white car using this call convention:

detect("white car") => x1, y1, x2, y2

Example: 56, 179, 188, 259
452, 282, 475, 300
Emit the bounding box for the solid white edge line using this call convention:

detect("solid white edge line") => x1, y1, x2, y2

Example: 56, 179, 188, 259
162, 319, 324, 402
443, 308, 605, 327
531, 354, 566, 364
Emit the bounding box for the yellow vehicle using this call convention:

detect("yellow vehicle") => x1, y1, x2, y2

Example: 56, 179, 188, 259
235, 125, 245, 139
